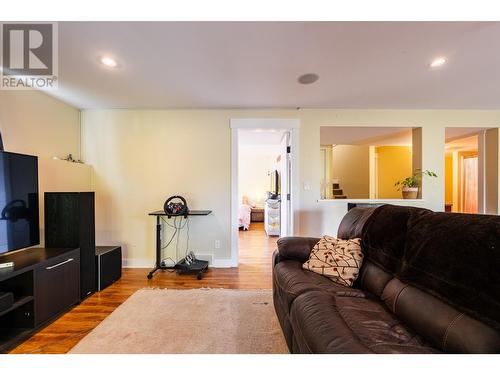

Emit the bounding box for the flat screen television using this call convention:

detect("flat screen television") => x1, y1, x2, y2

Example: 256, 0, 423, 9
0, 151, 39, 254
270, 169, 280, 196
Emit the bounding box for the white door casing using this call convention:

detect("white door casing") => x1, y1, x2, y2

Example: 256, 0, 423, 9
229, 119, 300, 268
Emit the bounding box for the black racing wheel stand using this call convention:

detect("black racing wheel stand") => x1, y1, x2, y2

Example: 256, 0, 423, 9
175, 258, 209, 280
146, 259, 209, 280
147, 210, 213, 280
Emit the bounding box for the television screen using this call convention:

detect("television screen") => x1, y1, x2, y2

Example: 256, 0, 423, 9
270, 170, 280, 196
0, 152, 39, 254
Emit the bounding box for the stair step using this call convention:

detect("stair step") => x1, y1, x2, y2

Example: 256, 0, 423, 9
332, 183, 340, 189
333, 195, 347, 199
333, 189, 343, 195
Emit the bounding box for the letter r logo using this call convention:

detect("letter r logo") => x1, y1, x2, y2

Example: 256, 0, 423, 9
1, 23, 53, 76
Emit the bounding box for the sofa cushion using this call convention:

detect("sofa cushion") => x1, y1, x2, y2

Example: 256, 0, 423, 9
361, 205, 431, 275
302, 236, 364, 287
273, 260, 351, 314
381, 278, 500, 353
400, 210, 500, 332
356, 260, 393, 296
289, 290, 438, 354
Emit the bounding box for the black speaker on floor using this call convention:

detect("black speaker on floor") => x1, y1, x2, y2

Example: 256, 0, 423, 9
96, 246, 122, 291
45, 192, 96, 300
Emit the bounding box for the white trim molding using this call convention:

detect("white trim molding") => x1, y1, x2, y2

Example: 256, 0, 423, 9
122, 258, 155, 268
230, 118, 301, 269
211, 258, 237, 268
122, 257, 237, 269
230, 118, 300, 129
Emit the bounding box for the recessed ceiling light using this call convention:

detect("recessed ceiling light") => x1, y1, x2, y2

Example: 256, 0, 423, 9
430, 57, 447, 68
298, 73, 319, 84
100, 56, 118, 68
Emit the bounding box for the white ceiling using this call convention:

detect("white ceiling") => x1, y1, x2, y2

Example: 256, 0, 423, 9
320, 126, 413, 146
445, 135, 478, 152
444, 127, 486, 152
445, 127, 489, 141
48, 21, 500, 109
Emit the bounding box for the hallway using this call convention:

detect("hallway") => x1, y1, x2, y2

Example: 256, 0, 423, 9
239, 222, 279, 268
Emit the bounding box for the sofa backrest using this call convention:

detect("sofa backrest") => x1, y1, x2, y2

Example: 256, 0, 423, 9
337, 206, 379, 240
354, 204, 500, 353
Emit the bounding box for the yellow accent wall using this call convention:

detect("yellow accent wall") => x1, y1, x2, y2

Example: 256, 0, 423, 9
376, 146, 412, 199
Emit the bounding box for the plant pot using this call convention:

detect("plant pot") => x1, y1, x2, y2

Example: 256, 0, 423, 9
402, 187, 419, 199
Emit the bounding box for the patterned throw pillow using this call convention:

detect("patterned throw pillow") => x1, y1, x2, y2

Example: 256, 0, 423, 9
302, 236, 364, 287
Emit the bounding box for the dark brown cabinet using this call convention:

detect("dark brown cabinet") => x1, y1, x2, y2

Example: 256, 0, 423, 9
34, 249, 80, 326
0, 247, 80, 352
45, 192, 96, 300
251, 208, 264, 222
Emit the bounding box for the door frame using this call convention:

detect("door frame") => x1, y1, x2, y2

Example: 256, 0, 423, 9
230, 118, 300, 267
459, 151, 479, 213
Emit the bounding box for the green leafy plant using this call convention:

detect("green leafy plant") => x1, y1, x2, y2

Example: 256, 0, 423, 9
394, 169, 437, 190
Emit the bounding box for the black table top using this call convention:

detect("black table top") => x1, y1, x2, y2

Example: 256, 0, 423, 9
149, 210, 212, 216
96, 246, 121, 256
0, 247, 78, 282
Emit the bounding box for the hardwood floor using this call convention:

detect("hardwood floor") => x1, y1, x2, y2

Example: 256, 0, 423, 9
10, 222, 278, 354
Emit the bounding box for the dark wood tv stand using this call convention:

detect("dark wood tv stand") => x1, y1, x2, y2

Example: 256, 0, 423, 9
0, 247, 80, 353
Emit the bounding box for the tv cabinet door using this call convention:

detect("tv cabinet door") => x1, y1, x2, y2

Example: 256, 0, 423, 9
34, 250, 80, 326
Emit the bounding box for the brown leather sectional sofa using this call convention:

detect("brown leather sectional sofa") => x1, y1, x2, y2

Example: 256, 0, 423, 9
272, 204, 500, 353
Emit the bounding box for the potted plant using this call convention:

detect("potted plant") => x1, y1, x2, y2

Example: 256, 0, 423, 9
394, 169, 437, 199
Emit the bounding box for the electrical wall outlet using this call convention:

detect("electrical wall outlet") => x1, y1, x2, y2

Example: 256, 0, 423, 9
214, 240, 221, 249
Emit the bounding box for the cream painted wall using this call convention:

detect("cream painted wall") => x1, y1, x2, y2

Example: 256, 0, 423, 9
0, 91, 81, 159
298, 110, 500, 237
81, 109, 500, 266
2, 93, 499, 266
0, 91, 92, 248
331, 145, 370, 198
81, 110, 297, 267
38, 158, 93, 245
238, 144, 280, 207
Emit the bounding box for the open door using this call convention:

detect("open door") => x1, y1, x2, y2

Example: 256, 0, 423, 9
280, 131, 292, 237
462, 155, 479, 213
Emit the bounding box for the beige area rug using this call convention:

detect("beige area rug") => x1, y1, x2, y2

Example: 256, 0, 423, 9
70, 289, 289, 354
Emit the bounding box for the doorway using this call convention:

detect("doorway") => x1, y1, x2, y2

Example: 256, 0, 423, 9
444, 127, 499, 214
230, 119, 299, 267
444, 131, 479, 213
462, 155, 478, 213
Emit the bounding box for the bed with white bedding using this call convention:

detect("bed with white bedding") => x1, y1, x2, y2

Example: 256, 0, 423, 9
238, 204, 252, 230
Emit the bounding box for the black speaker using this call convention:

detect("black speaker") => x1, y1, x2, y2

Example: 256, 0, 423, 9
45, 192, 96, 300
95, 246, 122, 291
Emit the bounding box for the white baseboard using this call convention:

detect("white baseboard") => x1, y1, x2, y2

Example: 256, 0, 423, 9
122, 258, 154, 268
211, 258, 237, 268
122, 257, 237, 268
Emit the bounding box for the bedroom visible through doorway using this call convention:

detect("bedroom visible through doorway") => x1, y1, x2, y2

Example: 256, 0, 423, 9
237, 129, 287, 265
